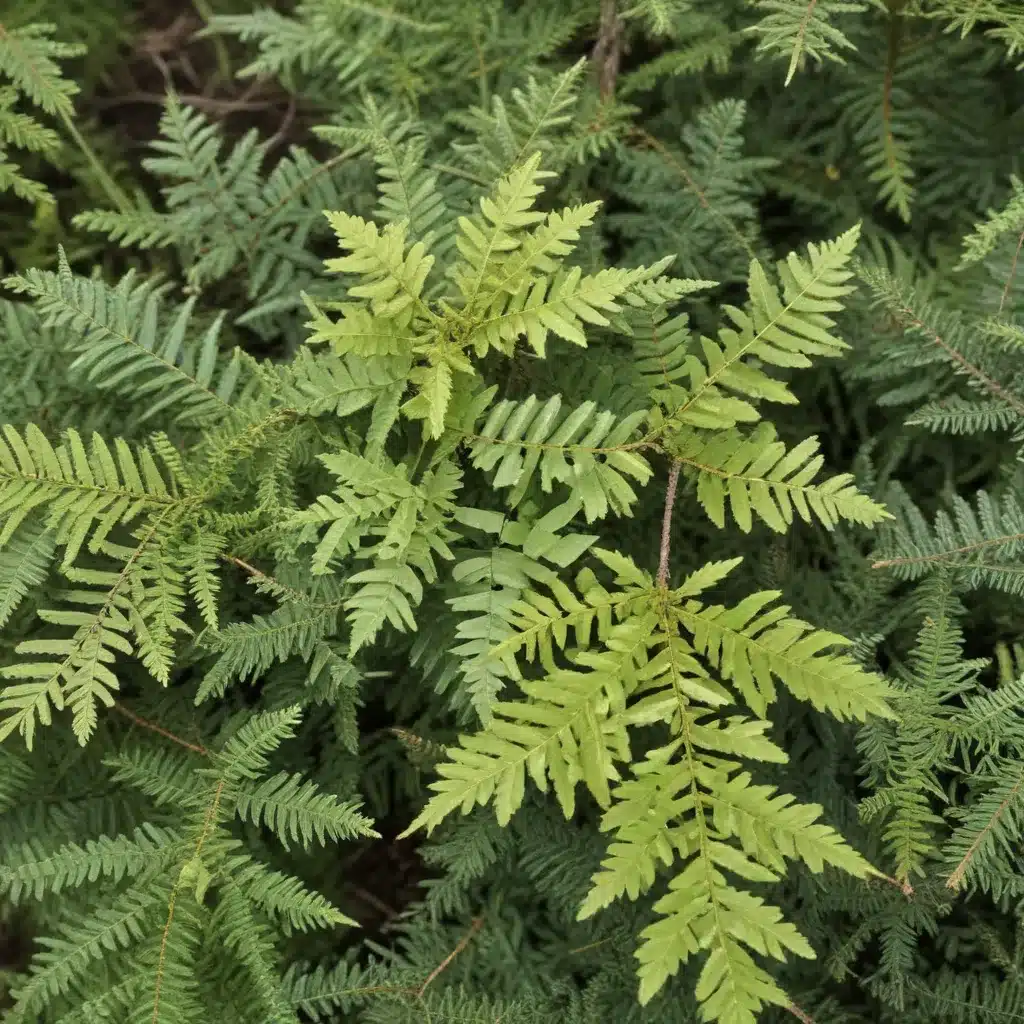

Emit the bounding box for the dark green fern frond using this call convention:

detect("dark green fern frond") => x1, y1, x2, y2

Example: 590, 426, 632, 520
0, 21, 83, 204
6, 253, 250, 427
747, 0, 867, 85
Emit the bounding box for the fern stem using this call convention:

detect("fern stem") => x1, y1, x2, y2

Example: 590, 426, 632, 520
785, 0, 820, 85
416, 916, 483, 997
787, 1003, 817, 1024
112, 702, 208, 756
153, 779, 224, 1021
658, 460, 681, 587
57, 109, 132, 213
999, 229, 1024, 313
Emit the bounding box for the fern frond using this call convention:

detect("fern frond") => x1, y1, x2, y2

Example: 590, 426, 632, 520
747, 0, 866, 85
858, 574, 978, 881
0, 421, 183, 572
957, 174, 1024, 269
324, 212, 436, 322
463, 257, 681, 358
468, 395, 652, 520
229, 855, 358, 931
196, 599, 343, 704
0, 519, 55, 628
676, 584, 894, 720
0, 23, 83, 204
0, 824, 180, 903
452, 60, 586, 180
6, 254, 247, 425
233, 770, 376, 850
9, 885, 166, 1018
675, 420, 891, 532
345, 562, 424, 655
872, 489, 1024, 595
401, 613, 653, 834
0, 569, 138, 747
660, 224, 861, 432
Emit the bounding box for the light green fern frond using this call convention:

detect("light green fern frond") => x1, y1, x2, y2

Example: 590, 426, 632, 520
746, 0, 867, 85
404, 550, 890, 1017
655, 223, 861, 432
468, 396, 652, 520
673, 420, 891, 532
0, 423, 183, 561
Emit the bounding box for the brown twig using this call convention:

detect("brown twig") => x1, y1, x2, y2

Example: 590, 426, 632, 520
223, 554, 266, 579
882, 872, 915, 896
95, 92, 280, 115
417, 916, 483, 997
591, 0, 623, 100
266, 95, 298, 151
657, 460, 682, 587
787, 1003, 817, 1024
112, 702, 208, 756
351, 886, 398, 920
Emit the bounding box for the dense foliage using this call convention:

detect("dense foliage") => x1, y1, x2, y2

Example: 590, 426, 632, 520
3, 1, 1024, 1022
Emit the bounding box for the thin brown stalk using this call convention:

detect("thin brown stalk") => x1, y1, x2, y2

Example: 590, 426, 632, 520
1000, 229, 1024, 313
417, 916, 483, 997
787, 1003, 817, 1024
112, 703, 208, 756
658, 461, 682, 587
592, 0, 623, 100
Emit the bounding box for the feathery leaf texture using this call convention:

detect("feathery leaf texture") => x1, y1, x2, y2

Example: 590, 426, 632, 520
6, 252, 247, 425
747, 0, 867, 85
653, 223, 862, 433
0, 81, 914, 1024
404, 553, 891, 1013
0, 22, 82, 204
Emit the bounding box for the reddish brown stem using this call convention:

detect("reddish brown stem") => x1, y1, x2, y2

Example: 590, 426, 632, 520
592, 0, 623, 100
658, 461, 681, 587
787, 1003, 817, 1024
112, 702, 208, 756
417, 916, 483, 997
